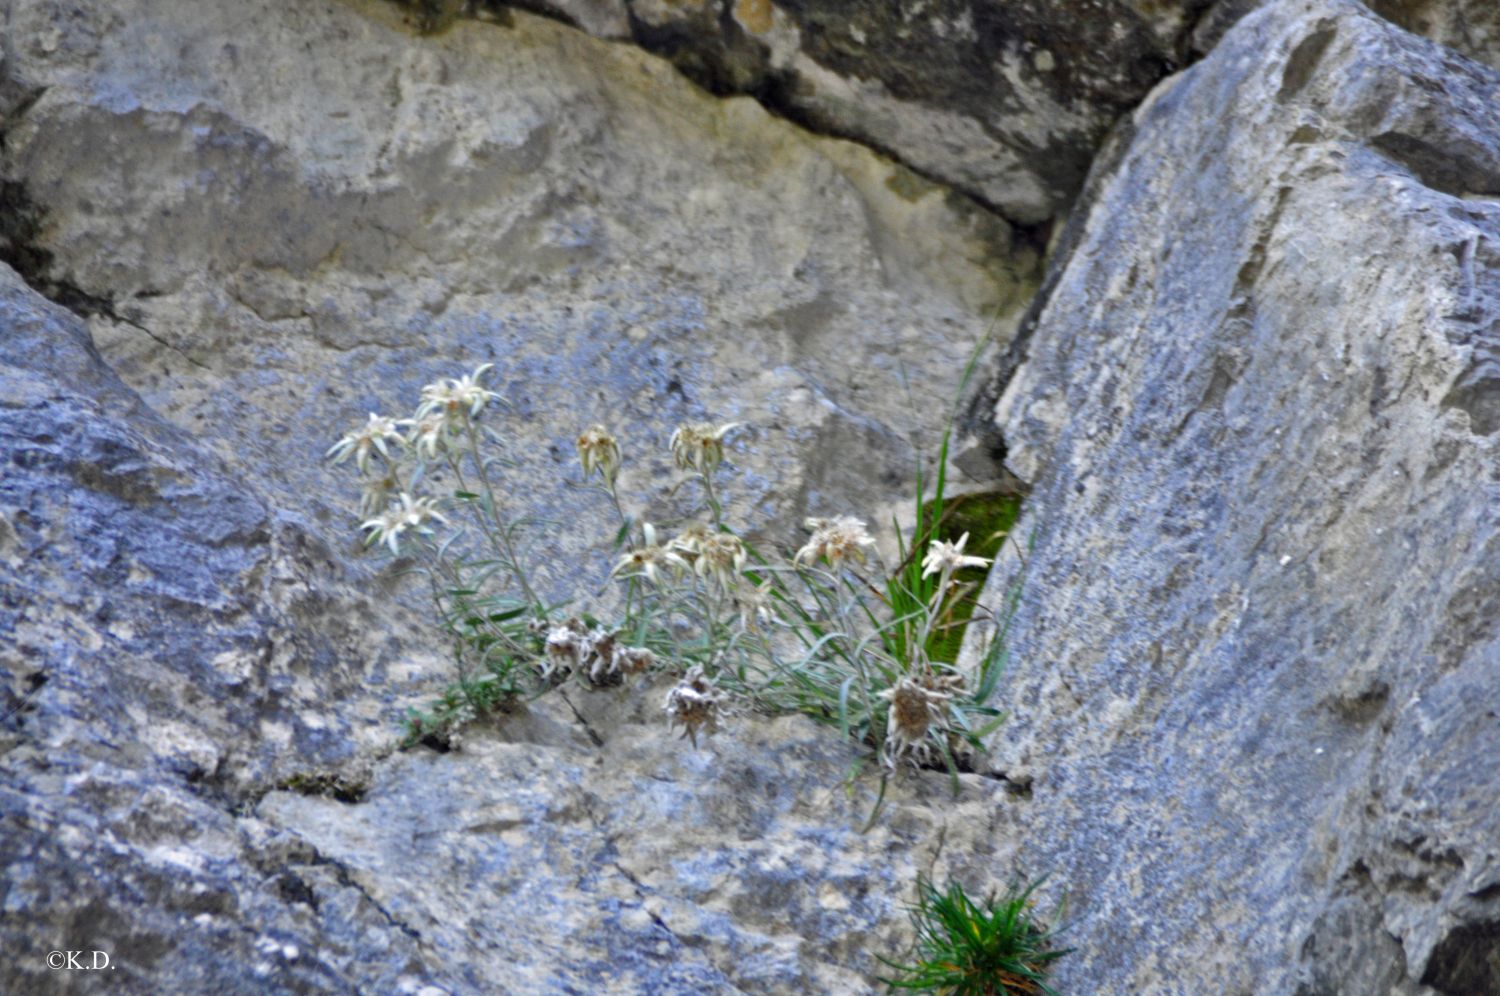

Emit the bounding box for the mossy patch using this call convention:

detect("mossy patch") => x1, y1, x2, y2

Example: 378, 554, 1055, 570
923, 488, 1024, 664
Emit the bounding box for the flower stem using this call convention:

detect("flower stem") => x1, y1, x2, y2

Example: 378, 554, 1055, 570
461, 417, 544, 618
700, 469, 723, 528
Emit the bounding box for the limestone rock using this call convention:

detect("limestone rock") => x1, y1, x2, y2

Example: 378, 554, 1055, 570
0, 263, 400, 792
1193, 0, 1500, 69
493, 0, 1218, 223
492, 0, 1500, 224
0, 264, 443, 993
0, 269, 1025, 993
981, 0, 1500, 990
0, 0, 1040, 991
0, 0, 1034, 595
1370, 0, 1500, 69
258, 686, 1024, 993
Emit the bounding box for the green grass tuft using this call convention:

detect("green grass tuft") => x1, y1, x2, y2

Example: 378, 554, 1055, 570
881, 876, 1071, 995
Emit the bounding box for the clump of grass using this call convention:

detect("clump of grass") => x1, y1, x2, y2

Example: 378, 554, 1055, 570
326, 346, 1021, 785
881, 876, 1070, 995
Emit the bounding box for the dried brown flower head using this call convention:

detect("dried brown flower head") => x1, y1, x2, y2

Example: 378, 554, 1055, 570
615, 646, 656, 674
879, 670, 965, 770
544, 621, 654, 686
694, 532, 746, 589
543, 620, 587, 680
730, 578, 774, 633
666, 522, 714, 562
664, 665, 724, 747
358, 469, 402, 518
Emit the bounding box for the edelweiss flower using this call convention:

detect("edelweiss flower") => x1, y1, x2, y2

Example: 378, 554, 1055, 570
878, 670, 965, 771
664, 666, 724, 747
576, 424, 622, 483
582, 631, 657, 685
694, 532, 746, 589
666, 523, 712, 562
416, 363, 500, 422
360, 492, 447, 554
543, 621, 656, 685
795, 516, 876, 569
730, 578, 774, 633
615, 646, 656, 675
543, 622, 586, 681
582, 628, 619, 685
919, 532, 992, 580
405, 412, 458, 460
669, 421, 740, 474
358, 470, 401, 518
611, 524, 688, 585
327, 413, 404, 474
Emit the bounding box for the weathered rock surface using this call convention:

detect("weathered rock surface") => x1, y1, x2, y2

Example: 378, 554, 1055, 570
257, 687, 1023, 994
475, 0, 1221, 223
0, 0, 1033, 586
980, 0, 1500, 991
0, 263, 443, 993
487, 0, 1500, 227
8, 0, 1500, 990
0, 257, 1024, 992
1193, 0, 1500, 70
1370, 0, 1500, 68
0, 0, 1039, 992
0, 273, 1019, 991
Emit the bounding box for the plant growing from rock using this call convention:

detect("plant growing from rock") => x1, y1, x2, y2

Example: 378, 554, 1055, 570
327, 360, 1016, 778
880, 876, 1070, 995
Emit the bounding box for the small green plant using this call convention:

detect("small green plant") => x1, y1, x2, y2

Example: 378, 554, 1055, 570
881, 876, 1070, 995
326, 352, 1020, 776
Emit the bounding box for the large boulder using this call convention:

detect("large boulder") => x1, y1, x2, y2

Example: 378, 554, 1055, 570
1197, 1, 1500, 72
479, 0, 1500, 229
0, 263, 443, 993
467, 0, 1220, 223
0, 0, 1033, 586
982, 0, 1500, 990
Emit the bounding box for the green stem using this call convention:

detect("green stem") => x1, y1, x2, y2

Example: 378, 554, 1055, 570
605, 479, 631, 537
462, 416, 544, 617
913, 564, 954, 670
700, 468, 723, 528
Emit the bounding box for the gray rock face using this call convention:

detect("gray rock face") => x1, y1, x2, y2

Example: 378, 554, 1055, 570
0, 266, 1024, 994
0, 265, 441, 993
7, 0, 1500, 990
1193, 0, 1500, 70
483, 0, 1217, 223
477, 0, 1500, 227
984, 0, 1500, 991
257, 688, 1023, 994
0, 263, 419, 791
1370, 0, 1500, 69
0, 0, 1032, 583
0, 0, 1039, 992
